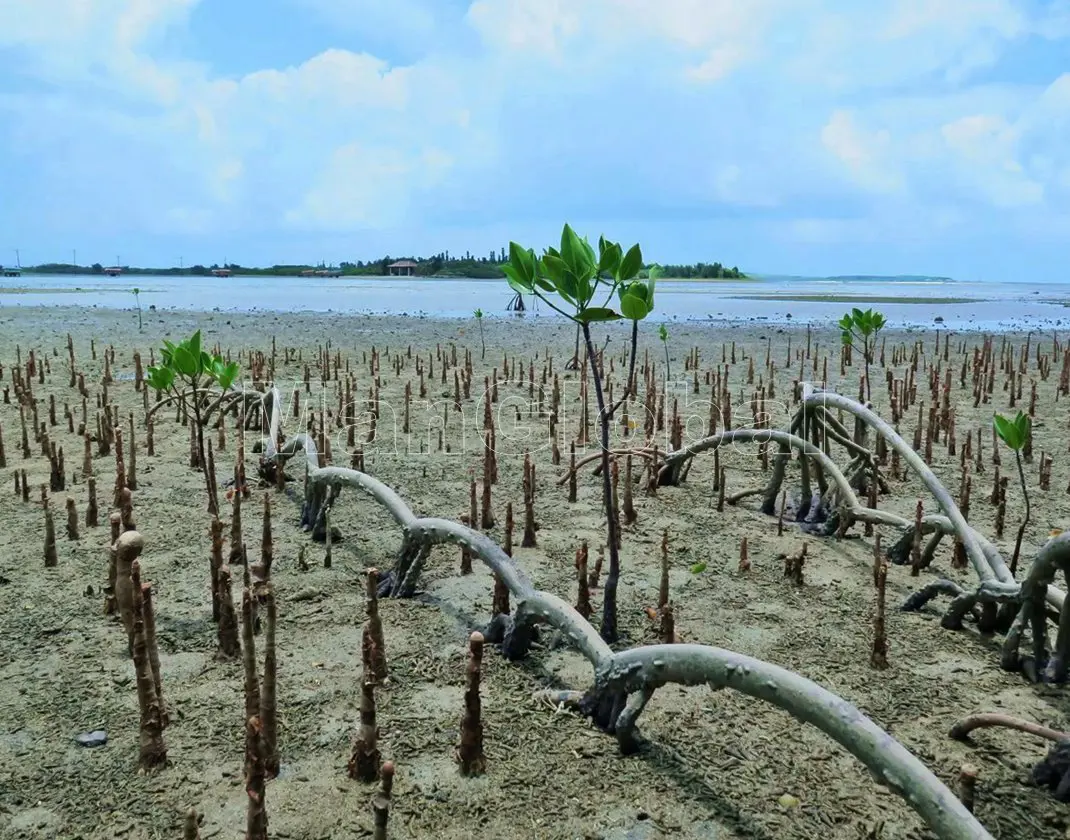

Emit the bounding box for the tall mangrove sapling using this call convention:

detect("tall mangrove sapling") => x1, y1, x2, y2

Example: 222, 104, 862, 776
839, 308, 886, 402
503, 224, 655, 642
147, 330, 241, 515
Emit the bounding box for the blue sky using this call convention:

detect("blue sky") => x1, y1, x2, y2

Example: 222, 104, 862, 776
1, 1, 1068, 280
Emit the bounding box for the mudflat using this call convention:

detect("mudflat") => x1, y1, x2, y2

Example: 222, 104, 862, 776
0, 305, 1067, 840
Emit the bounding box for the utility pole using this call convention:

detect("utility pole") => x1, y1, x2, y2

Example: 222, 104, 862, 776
72, 249, 76, 267
179, 256, 184, 270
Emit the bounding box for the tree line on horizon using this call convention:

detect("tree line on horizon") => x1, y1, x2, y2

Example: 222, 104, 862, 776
22, 249, 747, 280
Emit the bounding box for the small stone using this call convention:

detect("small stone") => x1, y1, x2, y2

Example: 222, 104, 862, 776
777, 793, 800, 810
76, 730, 107, 747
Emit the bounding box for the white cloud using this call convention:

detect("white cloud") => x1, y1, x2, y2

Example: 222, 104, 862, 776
0, 0, 1068, 276
821, 110, 905, 195
286, 143, 455, 230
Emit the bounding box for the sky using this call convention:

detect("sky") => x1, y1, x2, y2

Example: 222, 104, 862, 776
0, 0, 1068, 281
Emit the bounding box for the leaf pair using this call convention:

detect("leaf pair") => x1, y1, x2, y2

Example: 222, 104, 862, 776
993, 411, 1030, 451
619, 264, 658, 321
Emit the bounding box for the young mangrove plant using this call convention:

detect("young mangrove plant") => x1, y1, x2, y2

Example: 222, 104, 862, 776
503, 223, 654, 642
132, 288, 143, 331
994, 411, 1031, 574
473, 308, 486, 360
147, 330, 241, 515
658, 323, 670, 383
839, 308, 885, 402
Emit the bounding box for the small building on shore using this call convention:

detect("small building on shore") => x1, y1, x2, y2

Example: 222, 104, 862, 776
1, 266, 20, 277
211, 268, 232, 277
103, 266, 122, 276
388, 259, 418, 277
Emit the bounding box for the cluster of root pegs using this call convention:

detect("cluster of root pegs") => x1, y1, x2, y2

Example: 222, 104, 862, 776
11, 326, 1070, 840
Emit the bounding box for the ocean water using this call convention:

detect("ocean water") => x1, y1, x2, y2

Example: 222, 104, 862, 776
2, 272, 1068, 331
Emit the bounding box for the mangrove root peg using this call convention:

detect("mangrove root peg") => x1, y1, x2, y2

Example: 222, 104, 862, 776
347, 680, 381, 783
245, 716, 268, 840
115, 530, 143, 652
457, 631, 486, 775
372, 761, 394, 840
183, 808, 201, 839
130, 556, 167, 771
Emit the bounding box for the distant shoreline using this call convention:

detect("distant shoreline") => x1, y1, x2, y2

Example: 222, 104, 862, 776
8, 270, 760, 283
727, 293, 978, 305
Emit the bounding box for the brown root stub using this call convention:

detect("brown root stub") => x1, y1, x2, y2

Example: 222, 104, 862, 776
457, 631, 486, 776
622, 454, 636, 525
119, 487, 135, 532
183, 808, 201, 839
65, 497, 79, 541
363, 568, 389, 684
245, 715, 268, 840
958, 764, 978, 813
521, 452, 537, 548
241, 588, 261, 725
372, 760, 394, 840
216, 565, 241, 660
209, 517, 224, 623
43, 495, 58, 567
347, 681, 381, 782
260, 495, 274, 582
115, 530, 143, 653
492, 573, 510, 617
140, 580, 169, 728
104, 510, 121, 615
260, 584, 279, 778
781, 543, 807, 586
129, 556, 167, 771
659, 602, 676, 644
230, 487, 244, 565
575, 542, 592, 620
86, 477, 99, 527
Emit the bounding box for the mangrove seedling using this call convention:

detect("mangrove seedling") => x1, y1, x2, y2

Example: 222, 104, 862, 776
473, 308, 486, 360
503, 224, 654, 642
132, 288, 142, 331
994, 411, 1031, 574
659, 324, 671, 383
147, 330, 240, 514
839, 308, 886, 402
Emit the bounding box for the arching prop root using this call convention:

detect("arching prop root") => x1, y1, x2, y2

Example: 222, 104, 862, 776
299, 465, 994, 840
949, 713, 1070, 803
658, 383, 1070, 679
146, 386, 269, 426
801, 386, 1070, 678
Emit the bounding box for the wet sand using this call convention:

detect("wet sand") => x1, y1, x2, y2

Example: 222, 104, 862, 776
0, 305, 1068, 840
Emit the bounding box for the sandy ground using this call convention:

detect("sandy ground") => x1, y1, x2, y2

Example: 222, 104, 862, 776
0, 305, 1068, 840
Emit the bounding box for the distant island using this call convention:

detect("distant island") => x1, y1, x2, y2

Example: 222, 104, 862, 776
821, 275, 955, 283
15, 250, 747, 281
